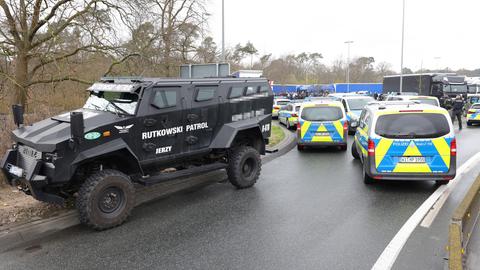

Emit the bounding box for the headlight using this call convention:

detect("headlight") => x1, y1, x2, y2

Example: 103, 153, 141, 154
43, 153, 58, 162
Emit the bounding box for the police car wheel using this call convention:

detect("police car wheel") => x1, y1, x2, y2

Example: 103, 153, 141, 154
228, 146, 261, 189
339, 145, 347, 151
297, 144, 305, 151
362, 164, 375, 184
467, 121, 472, 126
435, 180, 449, 185
76, 169, 135, 230
351, 143, 360, 159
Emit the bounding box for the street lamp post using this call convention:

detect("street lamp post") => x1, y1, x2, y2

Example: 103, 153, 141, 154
221, 0, 225, 62
344, 41, 354, 93
399, 0, 405, 93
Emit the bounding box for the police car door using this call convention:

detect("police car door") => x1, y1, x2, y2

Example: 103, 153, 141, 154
137, 86, 184, 162
184, 84, 219, 152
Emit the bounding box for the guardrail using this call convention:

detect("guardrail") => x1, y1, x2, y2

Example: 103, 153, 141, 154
448, 174, 480, 270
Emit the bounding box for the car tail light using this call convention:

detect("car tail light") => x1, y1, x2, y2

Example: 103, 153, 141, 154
343, 121, 349, 131
274, 106, 280, 109
297, 122, 301, 130
450, 138, 457, 157
468, 110, 475, 114
368, 139, 375, 156
291, 113, 298, 117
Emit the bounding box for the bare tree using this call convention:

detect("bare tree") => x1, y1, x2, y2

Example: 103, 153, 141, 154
0, 0, 137, 107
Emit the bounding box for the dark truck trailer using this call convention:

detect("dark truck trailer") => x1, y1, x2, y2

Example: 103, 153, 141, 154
383, 73, 468, 98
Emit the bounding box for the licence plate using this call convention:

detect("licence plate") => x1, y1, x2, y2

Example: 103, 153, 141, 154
399, 157, 426, 163
19, 145, 42, 159
8, 164, 23, 177
315, 132, 330, 136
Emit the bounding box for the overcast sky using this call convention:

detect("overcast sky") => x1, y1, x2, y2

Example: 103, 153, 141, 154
207, 0, 479, 72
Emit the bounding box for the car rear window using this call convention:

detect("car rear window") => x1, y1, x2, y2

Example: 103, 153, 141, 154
412, 98, 438, 106
375, 113, 450, 139
471, 104, 480, 109
276, 100, 289, 106
301, 106, 343, 121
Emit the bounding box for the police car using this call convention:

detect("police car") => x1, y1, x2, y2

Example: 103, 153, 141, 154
297, 100, 348, 151
351, 101, 456, 184
467, 103, 480, 126
339, 95, 375, 134
272, 98, 291, 119
278, 102, 301, 129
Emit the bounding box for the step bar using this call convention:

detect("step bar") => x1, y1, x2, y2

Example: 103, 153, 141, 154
137, 163, 228, 186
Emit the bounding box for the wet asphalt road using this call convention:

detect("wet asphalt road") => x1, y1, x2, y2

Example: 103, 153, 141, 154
1, 124, 480, 270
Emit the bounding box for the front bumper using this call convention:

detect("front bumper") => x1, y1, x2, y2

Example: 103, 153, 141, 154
467, 119, 480, 124
364, 156, 456, 181
1, 149, 64, 204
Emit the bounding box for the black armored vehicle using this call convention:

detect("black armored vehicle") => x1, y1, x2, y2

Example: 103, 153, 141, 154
1, 75, 273, 229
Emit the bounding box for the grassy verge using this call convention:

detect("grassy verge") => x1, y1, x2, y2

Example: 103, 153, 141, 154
268, 125, 286, 147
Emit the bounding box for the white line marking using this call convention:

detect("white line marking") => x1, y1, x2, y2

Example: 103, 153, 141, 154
371, 152, 480, 270
421, 152, 480, 228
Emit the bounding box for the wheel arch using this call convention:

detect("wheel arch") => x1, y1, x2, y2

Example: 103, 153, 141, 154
71, 139, 143, 179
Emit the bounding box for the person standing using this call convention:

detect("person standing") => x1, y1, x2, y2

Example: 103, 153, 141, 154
451, 95, 465, 130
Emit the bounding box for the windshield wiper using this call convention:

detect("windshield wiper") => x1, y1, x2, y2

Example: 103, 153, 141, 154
106, 100, 130, 116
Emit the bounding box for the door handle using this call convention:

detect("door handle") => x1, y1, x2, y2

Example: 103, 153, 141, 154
144, 118, 157, 127
187, 114, 199, 122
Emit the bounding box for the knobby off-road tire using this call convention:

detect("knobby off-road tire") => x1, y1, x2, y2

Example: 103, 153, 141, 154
351, 142, 360, 159
227, 146, 261, 189
76, 169, 135, 230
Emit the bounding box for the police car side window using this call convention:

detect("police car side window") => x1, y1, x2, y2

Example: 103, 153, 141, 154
196, 86, 217, 102
229, 87, 244, 99
245, 86, 255, 96
152, 89, 176, 109
359, 110, 368, 129
342, 100, 348, 112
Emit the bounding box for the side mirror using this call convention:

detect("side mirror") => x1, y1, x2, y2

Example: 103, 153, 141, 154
70, 112, 84, 145
350, 120, 359, 128
12, 104, 24, 127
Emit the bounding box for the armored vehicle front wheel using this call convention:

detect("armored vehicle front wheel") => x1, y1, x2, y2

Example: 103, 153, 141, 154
227, 146, 261, 189
76, 169, 135, 230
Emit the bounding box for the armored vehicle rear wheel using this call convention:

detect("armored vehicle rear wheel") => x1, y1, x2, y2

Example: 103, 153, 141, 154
228, 146, 261, 189
76, 169, 135, 230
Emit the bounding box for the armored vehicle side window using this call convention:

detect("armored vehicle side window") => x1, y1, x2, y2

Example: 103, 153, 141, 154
196, 87, 217, 102
229, 87, 244, 99
245, 86, 255, 96
259, 85, 269, 92
152, 89, 176, 109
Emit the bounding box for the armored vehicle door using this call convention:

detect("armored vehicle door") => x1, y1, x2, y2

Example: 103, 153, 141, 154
183, 84, 220, 152
136, 86, 185, 164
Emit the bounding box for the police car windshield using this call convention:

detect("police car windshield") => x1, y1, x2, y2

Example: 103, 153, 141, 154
301, 107, 343, 121
375, 113, 450, 139
83, 91, 138, 115
276, 100, 289, 106
471, 104, 480, 109
347, 97, 374, 110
